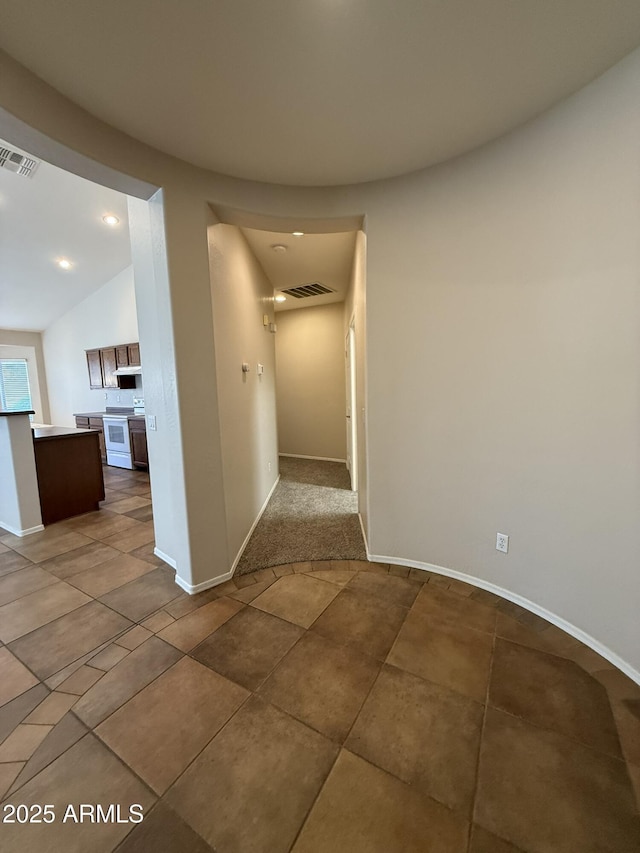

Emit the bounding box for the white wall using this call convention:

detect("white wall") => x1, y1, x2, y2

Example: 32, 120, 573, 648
0, 329, 50, 423
362, 51, 640, 675
3, 46, 639, 675
208, 222, 278, 569
276, 302, 346, 461
42, 266, 140, 425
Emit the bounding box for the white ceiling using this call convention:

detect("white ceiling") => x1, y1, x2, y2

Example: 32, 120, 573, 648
241, 229, 357, 312
0, 144, 131, 331
1, 1, 640, 186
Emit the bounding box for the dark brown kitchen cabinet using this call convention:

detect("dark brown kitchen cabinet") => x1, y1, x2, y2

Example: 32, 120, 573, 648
89, 417, 107, 462
115, 345, 129, 367
129, 417, 148, 470
75, 415, 106, 462
127, 343, 141, 366
100, 347, 118, 388
86, 349, 103, 389
85, 344, 138, 389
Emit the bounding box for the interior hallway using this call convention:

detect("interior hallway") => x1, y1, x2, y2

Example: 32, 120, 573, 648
0, 468, 639, 852
236, 456, 366, 575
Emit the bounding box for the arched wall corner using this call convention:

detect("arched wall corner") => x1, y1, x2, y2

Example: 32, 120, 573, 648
1, 46, 639, 678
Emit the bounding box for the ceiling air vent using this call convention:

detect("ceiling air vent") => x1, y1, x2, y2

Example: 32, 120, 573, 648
0, 146, 40, 178
281, 283, 335, 299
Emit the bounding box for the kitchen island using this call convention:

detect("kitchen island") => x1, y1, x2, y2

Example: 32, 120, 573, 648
32, 426, 105, 524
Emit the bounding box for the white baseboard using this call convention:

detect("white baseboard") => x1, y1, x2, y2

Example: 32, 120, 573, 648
230, 475, 280, 575
174, 567, 235, 595
279, 453, 347, 464
153, 547, 177, 570
0, 522, 45, 537
367, 550, 640, 687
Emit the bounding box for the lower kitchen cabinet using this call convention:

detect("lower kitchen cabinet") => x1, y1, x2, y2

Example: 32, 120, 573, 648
75, 416, 106, 463
129, 417, 148, 470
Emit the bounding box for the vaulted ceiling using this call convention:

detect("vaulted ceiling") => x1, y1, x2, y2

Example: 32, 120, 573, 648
1, 1, 640, 186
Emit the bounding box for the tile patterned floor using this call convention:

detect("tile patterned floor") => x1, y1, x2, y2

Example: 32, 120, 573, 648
0, 467, 639, 851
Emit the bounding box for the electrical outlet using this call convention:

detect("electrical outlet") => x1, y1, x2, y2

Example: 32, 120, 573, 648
268, 461, 271, 472
496, 533, 509, 553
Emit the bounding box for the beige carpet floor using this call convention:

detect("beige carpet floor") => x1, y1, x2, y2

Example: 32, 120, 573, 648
235, 457, 366, 575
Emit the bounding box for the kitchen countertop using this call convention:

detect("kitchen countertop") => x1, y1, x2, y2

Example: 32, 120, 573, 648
32, 425, 98, 441
73, 408, 135, 418
0, 410, 35, 417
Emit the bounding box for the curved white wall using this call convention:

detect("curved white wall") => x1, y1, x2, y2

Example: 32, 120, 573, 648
1, 46, 638, 676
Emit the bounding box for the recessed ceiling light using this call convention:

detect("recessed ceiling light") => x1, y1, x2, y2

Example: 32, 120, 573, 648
103, 214, 119, 226
57, 258, 73, 270
275, 295, 287, 303
292, 231, 304, 237
271, 244, 288, 253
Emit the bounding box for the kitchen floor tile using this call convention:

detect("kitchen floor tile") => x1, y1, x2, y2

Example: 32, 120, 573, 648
259, 630, 380, 742
123, 505, 154, 523
250, 573, 341, 628
0, 565, 59, 606
494, 610, 570, 657
7, 712, 87, 796
191, 606, 304, 690
387, 608, 493, 702
489, 638, 622, 757
114, 625, 152, 650
102, 496, 152, 515
72, 636, 182, 728
474, 707, 640, 853
66, 552, 157, 597
6, 531, 96, 564
7, 600, 132, 679
24, 691, 78, 725
158, 596, 243, 651
166, 695, 338, 853
128, 541, 162, 565
0, 551, 33, 578
38, 542, 121, 579
410, 584, 496, 634
87, 643, 130, 671
346, 570, 421, 608
0, 763, 23, 799
346, 663, 483, 815
68, 512, 143, 541
0, 724, 53, 762
140, 610, 174, 633
228, 578, 276, 603
311, 588, 407, 661
0, 685, 49, 743
0, 734, 156, 853
291, 749, 469, 853
115, 801, 215, 853
56, 664, 104, 695
469, 825, 526, 853
100, 524, 155, 554
0, 647, 39, 707
99, 567, 184, 621
0, 582, 91, 643
308, 568, 356, 586
96, 657, 248, 794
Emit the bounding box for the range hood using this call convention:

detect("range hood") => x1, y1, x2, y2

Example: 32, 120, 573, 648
113, 366, 142, 376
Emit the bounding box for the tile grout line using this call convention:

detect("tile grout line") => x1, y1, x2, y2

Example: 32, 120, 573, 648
466, 615, 498, 853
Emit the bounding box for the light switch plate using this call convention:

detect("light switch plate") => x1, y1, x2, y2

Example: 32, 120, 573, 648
147, 415, 157, 431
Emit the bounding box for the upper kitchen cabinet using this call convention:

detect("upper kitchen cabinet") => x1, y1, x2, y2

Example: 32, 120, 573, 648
86, 344, 139, 389
101, 347, 118, 388
127, 343, 140, 366
87, 349, 103, 389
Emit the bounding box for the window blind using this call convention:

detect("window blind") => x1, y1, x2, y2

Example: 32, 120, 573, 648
0, 359, 33, 412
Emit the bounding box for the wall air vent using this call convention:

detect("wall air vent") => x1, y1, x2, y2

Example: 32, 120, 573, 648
0, 146, 40, 178
281, 283, 335, 299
